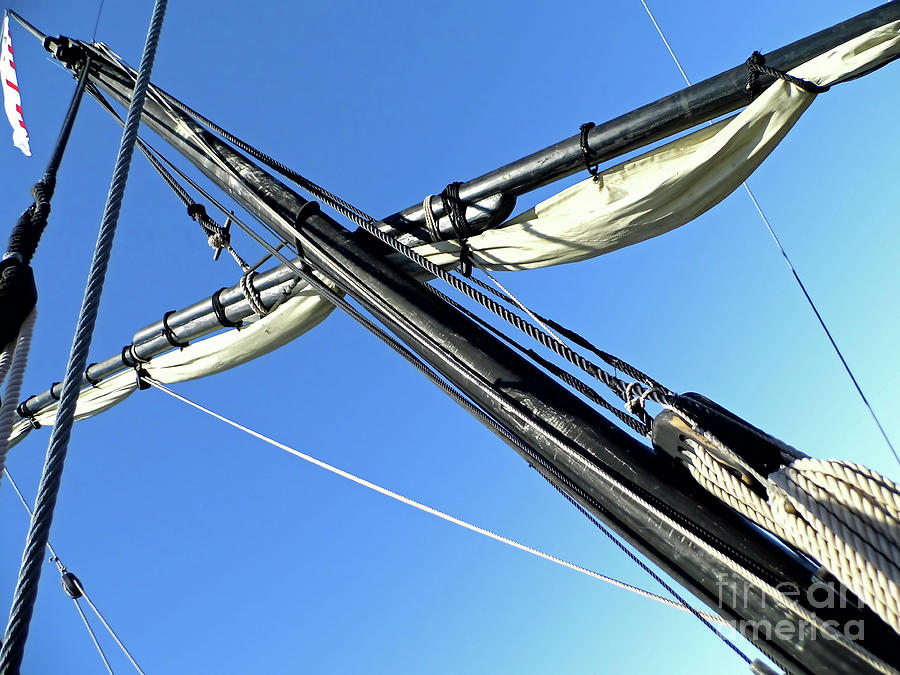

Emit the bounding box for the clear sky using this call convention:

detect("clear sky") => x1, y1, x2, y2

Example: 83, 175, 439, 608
1, 1, 898, 673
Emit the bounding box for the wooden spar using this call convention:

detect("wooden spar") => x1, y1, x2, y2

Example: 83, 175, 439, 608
47, 31, 900, 674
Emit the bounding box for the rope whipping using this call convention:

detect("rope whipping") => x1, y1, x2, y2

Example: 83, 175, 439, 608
636, 0, 898, 467
0, 2, 167, 671
3, 468, 144, 673
142, 376, 730, 627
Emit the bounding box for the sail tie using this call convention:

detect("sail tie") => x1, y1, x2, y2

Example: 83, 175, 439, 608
578, 122, 600, 178
745, 50, 830, 100
439, 182, 473, 277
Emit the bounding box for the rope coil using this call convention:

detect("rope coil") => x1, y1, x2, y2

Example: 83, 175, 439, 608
677, 414, 900, 637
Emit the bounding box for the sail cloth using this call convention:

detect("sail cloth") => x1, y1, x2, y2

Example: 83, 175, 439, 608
8, 287, 336, 446
7, 19, 900, 447
1, 14, 31, 156
416, 20, 900, 270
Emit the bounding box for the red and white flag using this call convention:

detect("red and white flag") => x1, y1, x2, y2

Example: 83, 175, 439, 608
1, 13, 31, 156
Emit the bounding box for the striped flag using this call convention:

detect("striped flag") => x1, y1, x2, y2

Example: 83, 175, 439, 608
1, 13, 31, 156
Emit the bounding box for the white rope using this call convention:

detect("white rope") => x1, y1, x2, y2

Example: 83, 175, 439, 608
680, 425, 900, 636
142, 376, 730, 625
0, 309, 36, 485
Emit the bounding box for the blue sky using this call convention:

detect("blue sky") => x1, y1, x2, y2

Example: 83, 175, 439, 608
1, 1, 898, 673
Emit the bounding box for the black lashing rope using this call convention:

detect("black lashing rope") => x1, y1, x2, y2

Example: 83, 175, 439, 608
440, 182, 473, 276
1, 61, 91, 350
745, 50, 830, 100
211, 288, 243, 328
161, 310, 189, 348
579, 122, 600, 178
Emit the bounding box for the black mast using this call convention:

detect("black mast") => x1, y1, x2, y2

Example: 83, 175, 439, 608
22, 3, 900, 672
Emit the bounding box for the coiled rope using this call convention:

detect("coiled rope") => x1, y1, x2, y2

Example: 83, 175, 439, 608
678, 417, 900, 636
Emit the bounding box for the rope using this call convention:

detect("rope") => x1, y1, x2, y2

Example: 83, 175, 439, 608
71, 600, 114, 675
0, 3, 168, 671
578, 122, 600, 178
745, 51, 830, 98
440, 182, 473, 276
0, 310, 36, 487
681, 429, 900, 636
142, 376, 730, 626
238, 271, 269, 317
635, 0, 898, 468
82, 52, 675, 422
3, 469, 144, 673
133, 202, 751, 656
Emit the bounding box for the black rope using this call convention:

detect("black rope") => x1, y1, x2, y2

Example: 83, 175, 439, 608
1, 62, 91, 349
440, 182, 473, 276
161, 310, 188, 348
745, 51, 830, 100
211, 288, 242, 328
579, 122, 600, 178
14, 402, 39, 430
84, 365, 102, 388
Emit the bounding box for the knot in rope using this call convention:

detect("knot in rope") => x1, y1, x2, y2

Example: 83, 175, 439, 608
440, 182, 473, 276
207, 231, 228, 251
239, 271, 269, 317
745, 50, 830, 100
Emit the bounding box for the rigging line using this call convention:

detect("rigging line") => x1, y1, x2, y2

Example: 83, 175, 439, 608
122, 75, 670, 409
71, 600, 114, 675
637, 0, 898, 467
0, 2, 169, 671
85, 66, 667, 413
90, 88, 746, 660
2, 469, 146, 674
142, 376, 729, 627
114, 147, 746, 659
91, 0, 106, 42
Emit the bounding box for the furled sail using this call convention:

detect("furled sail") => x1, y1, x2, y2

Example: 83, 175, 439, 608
9, 19, 899, 447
